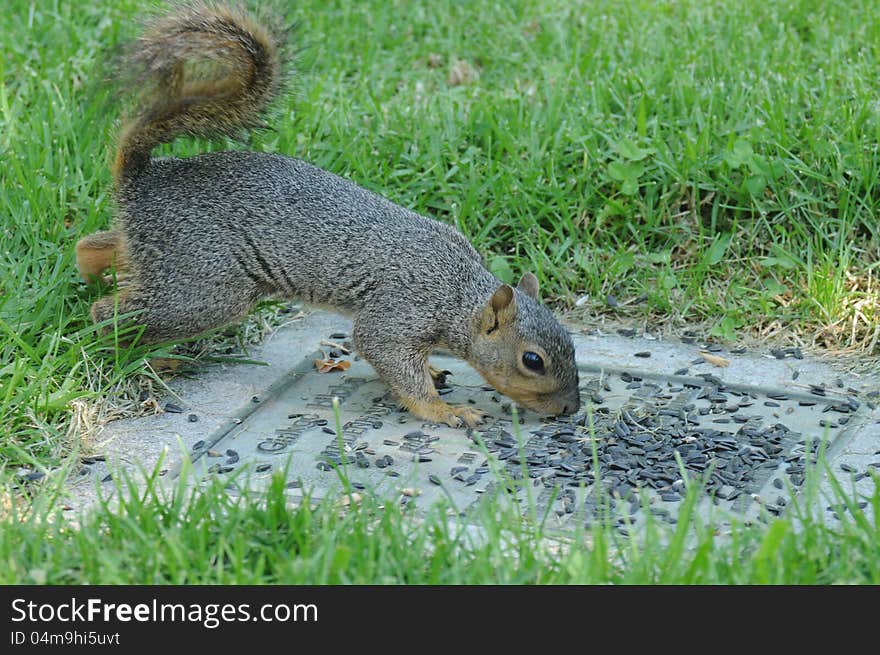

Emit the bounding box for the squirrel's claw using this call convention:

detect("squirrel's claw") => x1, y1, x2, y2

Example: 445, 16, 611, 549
428, 365, 453, 388
446, 405, 486, 428
401, 397, 486, 428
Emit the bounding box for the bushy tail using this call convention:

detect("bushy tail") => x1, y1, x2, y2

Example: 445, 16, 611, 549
113, 2, 287, 185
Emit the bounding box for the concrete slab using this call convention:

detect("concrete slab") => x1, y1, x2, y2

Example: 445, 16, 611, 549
67, 308, 880, 532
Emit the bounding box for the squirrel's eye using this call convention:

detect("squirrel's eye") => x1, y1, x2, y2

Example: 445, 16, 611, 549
522, 351, 545, 373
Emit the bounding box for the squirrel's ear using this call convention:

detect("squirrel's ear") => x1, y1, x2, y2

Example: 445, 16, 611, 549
517, 272, 539, 299
481, 284, 516, 334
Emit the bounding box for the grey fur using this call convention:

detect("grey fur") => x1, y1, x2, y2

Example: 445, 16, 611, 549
85, 3, 581, 425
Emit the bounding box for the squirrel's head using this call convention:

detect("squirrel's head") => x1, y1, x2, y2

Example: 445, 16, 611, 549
470, 273, 580, 417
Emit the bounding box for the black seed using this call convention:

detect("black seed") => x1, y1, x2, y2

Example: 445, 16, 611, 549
772, 478, 783, 489
840, 463, 857, 473
798, 400, 816, 407
192, 440, 206, 450
316, 462, 332, 471
429, 475, 441, 486
187, 413, 198, 422
606, 294, 619, 307
330, 333, 348, 340
634, 351, 651, 358
102, 473, 113, 482
164, 402, 183, 413
674, 368, 689, 376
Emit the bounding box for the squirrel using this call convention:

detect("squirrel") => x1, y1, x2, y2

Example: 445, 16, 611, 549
75, 2, 581, 428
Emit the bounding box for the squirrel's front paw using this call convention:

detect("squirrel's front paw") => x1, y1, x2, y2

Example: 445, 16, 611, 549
403, 398, 487, 428
445, 405, 487, 428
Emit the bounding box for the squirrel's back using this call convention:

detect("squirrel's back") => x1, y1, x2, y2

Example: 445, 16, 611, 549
118, 151, 492, 313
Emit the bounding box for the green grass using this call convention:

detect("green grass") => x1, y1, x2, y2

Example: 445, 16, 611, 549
1, 0, 880, 582
2, 454, 878, 584
2, 0, 880, 465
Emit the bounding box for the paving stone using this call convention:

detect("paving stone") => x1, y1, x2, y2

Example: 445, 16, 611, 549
68, 311, 880, 532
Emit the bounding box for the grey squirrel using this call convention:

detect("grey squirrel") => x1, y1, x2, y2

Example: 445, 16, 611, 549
76, 2, 581, 427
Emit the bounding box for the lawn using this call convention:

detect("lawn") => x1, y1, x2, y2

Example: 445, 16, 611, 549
2, 453, 878, 584
1, 0, 878, 583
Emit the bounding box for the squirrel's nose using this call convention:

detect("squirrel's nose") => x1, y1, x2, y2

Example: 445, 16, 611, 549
562, 390, 581, 415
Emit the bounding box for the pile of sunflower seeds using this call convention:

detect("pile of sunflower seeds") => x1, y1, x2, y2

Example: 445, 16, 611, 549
449, 370, 865, 525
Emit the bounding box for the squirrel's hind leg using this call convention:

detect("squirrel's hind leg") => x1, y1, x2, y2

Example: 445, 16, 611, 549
90, 283, 258, 345
76, 230, 125, 284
